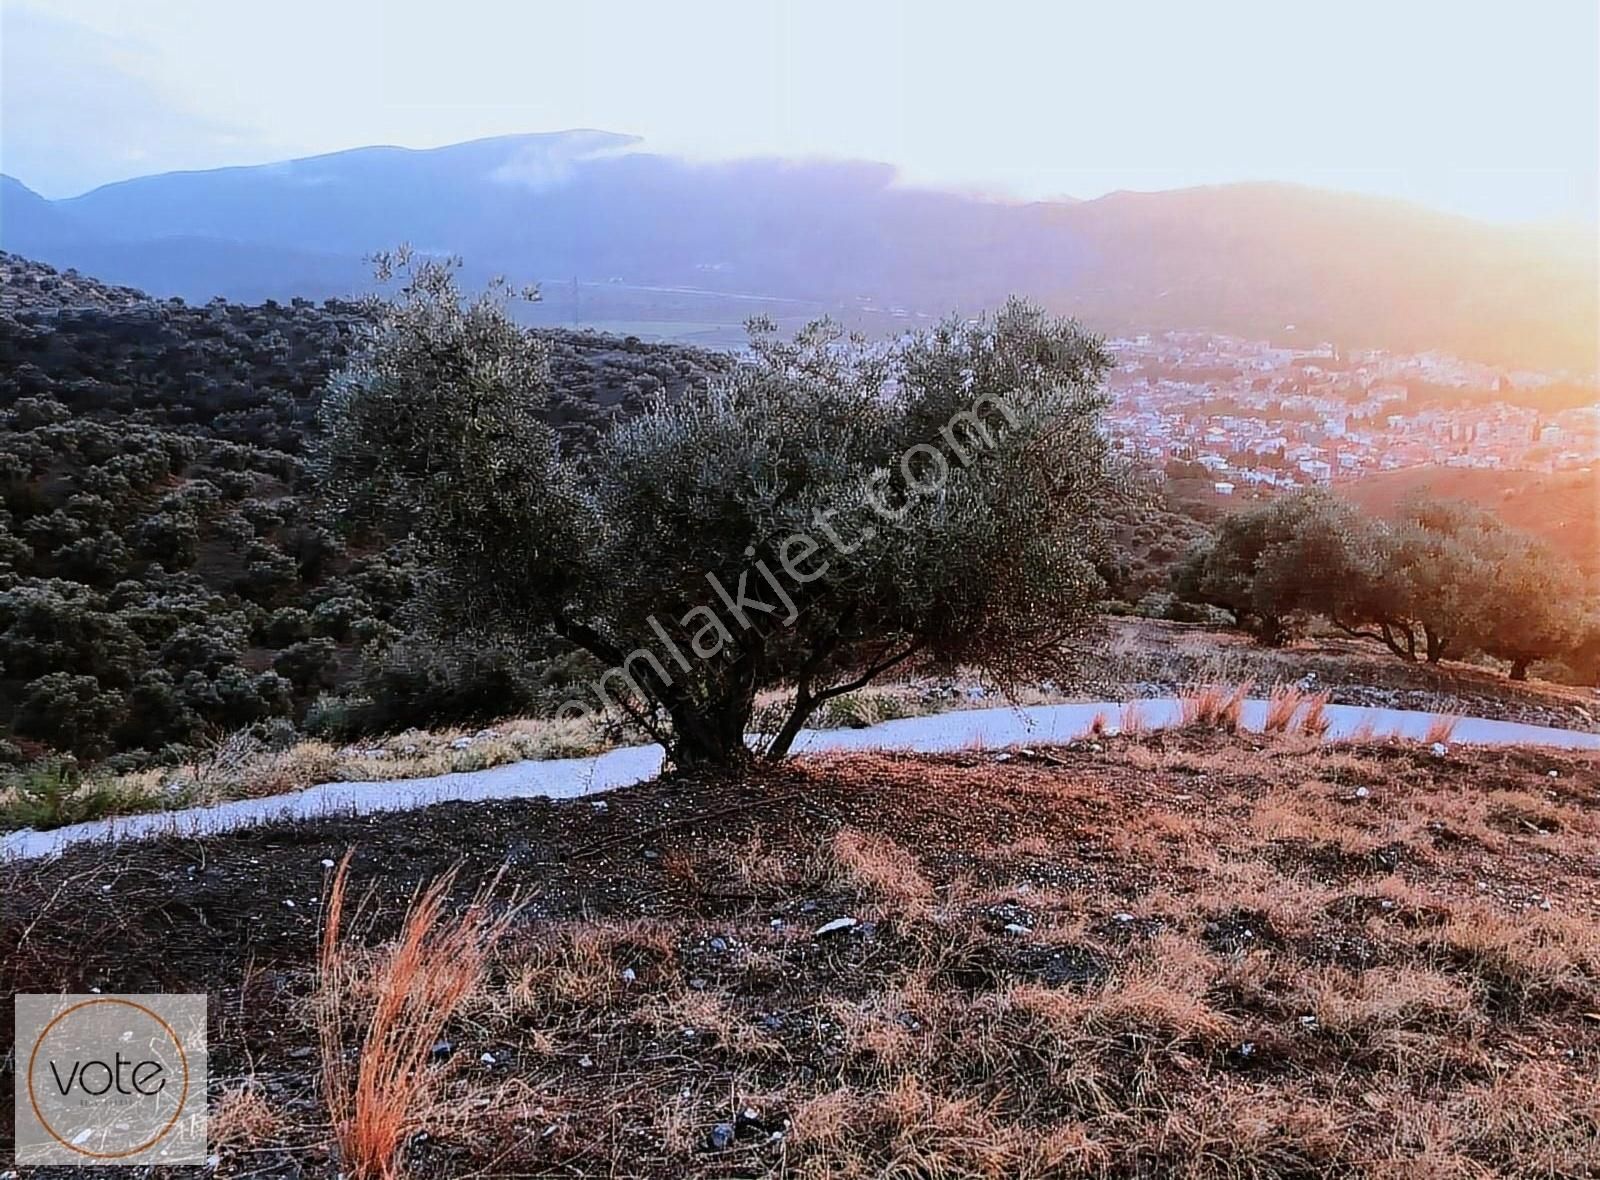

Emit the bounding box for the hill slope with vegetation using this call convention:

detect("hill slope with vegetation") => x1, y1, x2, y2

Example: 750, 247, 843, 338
0, 253, 732, 763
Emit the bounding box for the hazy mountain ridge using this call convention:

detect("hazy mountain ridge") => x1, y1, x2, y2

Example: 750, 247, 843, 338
3, 131, 1594, 370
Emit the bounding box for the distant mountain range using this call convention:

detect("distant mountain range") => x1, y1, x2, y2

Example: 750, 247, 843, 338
3, 130, 1595, 370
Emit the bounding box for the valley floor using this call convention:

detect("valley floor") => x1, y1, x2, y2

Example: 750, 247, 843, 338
5, 732, 1598, 1177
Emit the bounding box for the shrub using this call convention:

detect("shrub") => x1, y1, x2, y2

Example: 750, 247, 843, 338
13, 673, 127, 758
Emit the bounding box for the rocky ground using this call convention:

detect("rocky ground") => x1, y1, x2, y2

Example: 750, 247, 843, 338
4, 730, 1598, 1177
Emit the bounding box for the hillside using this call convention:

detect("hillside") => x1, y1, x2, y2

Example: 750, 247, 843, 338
1345, 466, 1600, 576
7, 735, 1598, 1176
0, 254, 731, 761
3, 132, 1594, 369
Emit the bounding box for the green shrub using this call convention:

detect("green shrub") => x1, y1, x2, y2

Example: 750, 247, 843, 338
816, 690, 918, 729
0, 758, 167, 832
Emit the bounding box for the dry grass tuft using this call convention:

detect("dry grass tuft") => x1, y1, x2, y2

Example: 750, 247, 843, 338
828, 828, 933, 910
1297, 689, 1332, 737
1179, 680, 1254, 731
316, 850, 523, 1180
1262, 684, 1307, 734
1119, 699, 1147, 735
211, 1082, 284, 1150
1424, 714, 1462, 745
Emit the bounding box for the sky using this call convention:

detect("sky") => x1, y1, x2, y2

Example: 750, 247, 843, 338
3, 0, 1597, 225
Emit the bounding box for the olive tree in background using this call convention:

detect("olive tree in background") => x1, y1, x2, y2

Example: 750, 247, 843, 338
1178, 489, 1593, 676
1173, 491, 1374, 646
317, 254, 1118, 768
1474, 528, 1586, 680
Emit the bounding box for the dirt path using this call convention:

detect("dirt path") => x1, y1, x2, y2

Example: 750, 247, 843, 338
6, 699, 1598, 860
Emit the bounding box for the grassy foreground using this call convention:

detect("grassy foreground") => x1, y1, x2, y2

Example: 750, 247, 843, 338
4, 730, 1598, 1177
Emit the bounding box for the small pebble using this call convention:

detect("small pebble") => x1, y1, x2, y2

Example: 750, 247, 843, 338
813, 916, 858, 938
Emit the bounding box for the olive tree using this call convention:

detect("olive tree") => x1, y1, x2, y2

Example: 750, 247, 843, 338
1173, 491, 1373, 645
1181, 490, 1590, 674
1474, 530, 1586, 679
316, 254, 1117, 767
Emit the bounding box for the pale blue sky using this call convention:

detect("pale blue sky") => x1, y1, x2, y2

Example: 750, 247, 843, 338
3, 0, 1596, 224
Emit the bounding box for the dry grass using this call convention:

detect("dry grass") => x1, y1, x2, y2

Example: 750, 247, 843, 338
1424, 713, 1463, 745
1178, 680, 1254, 731
1261, 684, 1334, 738
1263, 684, 1307, 734
11, 724, 1600, 1179
211, 1082, 284, 1149
1298, 689, 1332, 736
43, 715, 616, 825
1119, 699, 1148, 735
827, 828, 934, 912
316, 851, 524, 1180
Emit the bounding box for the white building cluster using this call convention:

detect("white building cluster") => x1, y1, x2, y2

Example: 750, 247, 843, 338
1102, 332, 1598, 494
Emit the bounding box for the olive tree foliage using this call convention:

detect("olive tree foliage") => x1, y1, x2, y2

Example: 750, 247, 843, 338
1173, 491, 1372, 646
1474, 528, 1586, 679
1347, 499, 1496, 663
1178, 490, 1590, 673
316, 255, 1118, 767
1324, 498, 1584, 667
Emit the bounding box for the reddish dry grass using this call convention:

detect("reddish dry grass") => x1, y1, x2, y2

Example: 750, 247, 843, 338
1297, 689, 1332, 737
1424, 713, 1463, 745
1119, 699, 1148, 735
1179, 680, 1254, 731
317, 851, 523, 1180
1263, 684, 1306, 734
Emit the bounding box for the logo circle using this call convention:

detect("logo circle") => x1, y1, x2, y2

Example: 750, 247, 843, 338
27, 997, 192, 1159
